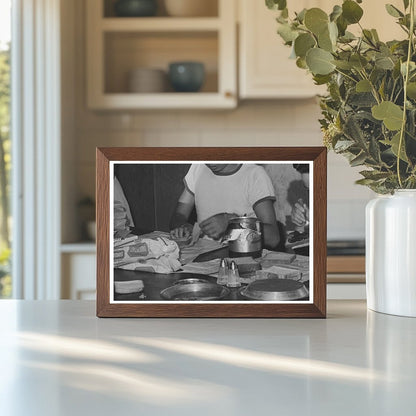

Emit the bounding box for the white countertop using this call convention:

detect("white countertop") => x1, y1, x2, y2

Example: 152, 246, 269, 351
0, 300, 415, 415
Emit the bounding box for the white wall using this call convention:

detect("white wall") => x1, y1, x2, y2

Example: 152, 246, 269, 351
61, 0, 374, 243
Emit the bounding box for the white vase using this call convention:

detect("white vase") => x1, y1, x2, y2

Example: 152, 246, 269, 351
366, 190, 416, 317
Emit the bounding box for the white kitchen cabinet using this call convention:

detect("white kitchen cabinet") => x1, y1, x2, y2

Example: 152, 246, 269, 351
238, 0, 326, 99
238, 0, 405, 99
86, 0, 237, 109
61, 245, 96, 300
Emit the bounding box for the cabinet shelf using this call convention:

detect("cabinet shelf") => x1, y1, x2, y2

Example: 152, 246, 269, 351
101, 17, 221, 32
89, 92, 235, 110
86, 0, 236, 109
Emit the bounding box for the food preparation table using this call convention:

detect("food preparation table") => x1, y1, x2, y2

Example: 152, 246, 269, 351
1, 300, 415, 415
113, 247, 309, 301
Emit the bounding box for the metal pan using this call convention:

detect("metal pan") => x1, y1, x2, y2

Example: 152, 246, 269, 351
240, 278, 309, 301
174, 278, 210, 285
160, 282, 230, 301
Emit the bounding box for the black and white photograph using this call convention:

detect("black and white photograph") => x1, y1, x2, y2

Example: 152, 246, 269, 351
110, 161, 313, 303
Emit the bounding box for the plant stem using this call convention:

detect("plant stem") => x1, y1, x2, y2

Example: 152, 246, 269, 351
397, 0, 415, 188
334, 68, 358, 84
358, 69, 381, 104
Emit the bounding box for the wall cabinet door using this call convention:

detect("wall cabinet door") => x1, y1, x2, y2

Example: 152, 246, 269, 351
238, 0, 403, 99
86, 0, 237, 109
239, 0, 326, 99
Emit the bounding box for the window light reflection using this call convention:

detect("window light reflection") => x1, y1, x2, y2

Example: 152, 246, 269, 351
122, 337, 393, 383
18, 332, 159, 363
20, 360, 231, 405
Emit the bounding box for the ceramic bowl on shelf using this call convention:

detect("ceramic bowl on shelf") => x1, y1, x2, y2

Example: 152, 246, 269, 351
128, 68, 167, 93
168, 61, 205, 92
164, 0, 218, 17
114, 0, 158, 17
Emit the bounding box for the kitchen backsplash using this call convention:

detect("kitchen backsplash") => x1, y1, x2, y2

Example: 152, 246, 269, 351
62, 0, 374, 242
71, 100, 374, 241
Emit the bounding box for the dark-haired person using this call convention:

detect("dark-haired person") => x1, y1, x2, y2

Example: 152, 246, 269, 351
170, 163, 280, 250
289, 164, 310, 256
291, 164, 310, 229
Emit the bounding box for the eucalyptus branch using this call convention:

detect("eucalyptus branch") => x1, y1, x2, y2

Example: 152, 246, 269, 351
393, 85, 404, 103
334, 68, 358, 84
358, 69, 381, 104
397, 0, 415, 188
390, 79, 398, 101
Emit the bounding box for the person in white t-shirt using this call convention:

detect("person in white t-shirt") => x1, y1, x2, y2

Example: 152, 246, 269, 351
170, 163, 280, 249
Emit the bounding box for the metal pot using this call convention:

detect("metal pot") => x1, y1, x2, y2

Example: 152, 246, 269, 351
226, 216, 262, 258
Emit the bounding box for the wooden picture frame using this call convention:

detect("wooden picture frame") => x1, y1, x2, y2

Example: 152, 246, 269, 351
96, 147, 327, 318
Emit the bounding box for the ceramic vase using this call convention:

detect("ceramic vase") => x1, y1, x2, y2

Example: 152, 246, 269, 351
366, 190, 416, 317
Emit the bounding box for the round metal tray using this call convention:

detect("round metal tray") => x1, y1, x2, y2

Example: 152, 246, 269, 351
160, 281, 230, 301
240, 278, 309, 301
174, 278, 210, 285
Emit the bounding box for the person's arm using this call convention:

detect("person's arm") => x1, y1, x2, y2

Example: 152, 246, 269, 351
291, 201, 309, 227
199, 212, 238, 240
253, 199, 280, 249
170, 188, 195, 238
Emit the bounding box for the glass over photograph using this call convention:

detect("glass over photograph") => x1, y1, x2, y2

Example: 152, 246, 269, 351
110, 162, 312, 303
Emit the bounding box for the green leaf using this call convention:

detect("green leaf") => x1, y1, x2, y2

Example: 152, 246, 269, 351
266, 0, 287, 11
375, 55, 395, 70
276, 14, 287, 24
355, 178, 377, 186
328, 21, 338, 45
304, 8, 329, 35
336, 15, 348, 36
386, 132, 409, 162
277, 23, 298, 43
334, 140, 355, 152
313, 74, 332, 85
372, 101, 404, 131
401, 61, 416, 76
385, 4, 404, 18
371, 29, 380, 43
363, 29, 376, 46
369, 136, 382, 163
296, 57, 308, 69
360, 170, 392, 181
333, 60, 353, 70
342, 0, 364, 24
350, 151, 368, 167
318, 27, 334, 52
370, 67, 386, 85
339, 31, 356, 43
407, 82, 416, 99
344, 114, 367, 147
294, 33, 316, 58
403, 0, 410, 10
330, 5, 342, 22
356, 79, 372, 92
296, 8, 307, 23
350, 54, 368, 70
306, 48, 336, 75
348, 92, 377, 107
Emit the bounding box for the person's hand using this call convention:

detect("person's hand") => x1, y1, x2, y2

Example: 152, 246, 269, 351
200, 213, 229, 240
291, 203, 309, 227
170, 223, 193, 239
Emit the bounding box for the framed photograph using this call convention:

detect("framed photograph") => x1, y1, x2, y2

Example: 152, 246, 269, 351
96, 147, 327, 318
